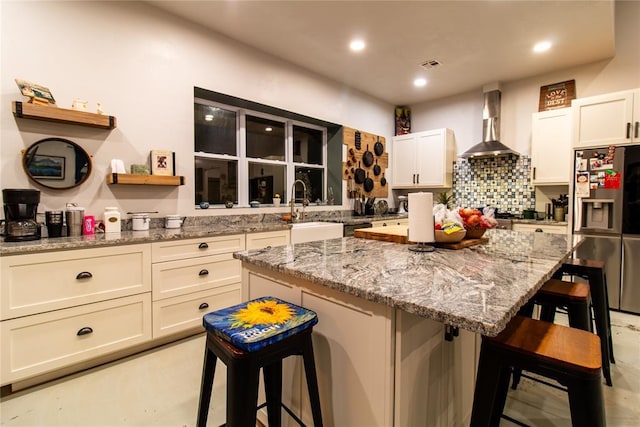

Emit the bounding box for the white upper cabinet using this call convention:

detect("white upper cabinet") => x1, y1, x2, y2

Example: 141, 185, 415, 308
392, 128, 455, 189
572, 89, 640, 148
531, 107, 572, 185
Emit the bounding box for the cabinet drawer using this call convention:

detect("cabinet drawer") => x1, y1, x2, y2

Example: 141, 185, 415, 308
512, 224, 568, 234
152, 253, 241, 300
246, 230, 290, 250
151, 234, 245, 263
371, 218, 409, 228
1, 244, 151, 320
1, 293, 151, 384
152, 284, 240, 338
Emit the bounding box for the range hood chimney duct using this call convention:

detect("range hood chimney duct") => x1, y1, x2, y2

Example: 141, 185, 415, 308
460, 87, 519, 158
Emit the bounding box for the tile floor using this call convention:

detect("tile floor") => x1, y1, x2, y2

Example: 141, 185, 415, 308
1, 311, 638, 426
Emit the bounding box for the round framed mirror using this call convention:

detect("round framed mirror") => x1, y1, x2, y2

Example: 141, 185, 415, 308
22, 138, 92, 190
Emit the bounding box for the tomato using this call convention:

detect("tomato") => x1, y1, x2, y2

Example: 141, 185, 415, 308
435, 223, 442, 230
466, 214, 481, 226
461, 208, 474, 217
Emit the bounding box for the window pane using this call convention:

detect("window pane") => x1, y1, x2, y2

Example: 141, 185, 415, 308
195, 103, 237, 155
295, 167, 324, 203
195, 157, 237, 205
248, 163, 286, 204
246, 115, 285, 161
293, 125, 323, 165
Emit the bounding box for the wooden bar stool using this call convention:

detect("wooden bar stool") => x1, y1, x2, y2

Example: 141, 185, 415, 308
512, 278, 590, 389
553, 258, 614, 386
470, 316, 605, 427
196, 296, 323, 427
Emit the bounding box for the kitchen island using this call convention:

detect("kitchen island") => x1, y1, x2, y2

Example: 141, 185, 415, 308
233, 229, 583, 426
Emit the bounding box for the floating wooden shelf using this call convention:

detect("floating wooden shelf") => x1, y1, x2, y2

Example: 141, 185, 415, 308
106, 173, 184, 186
12, 101, 117, 129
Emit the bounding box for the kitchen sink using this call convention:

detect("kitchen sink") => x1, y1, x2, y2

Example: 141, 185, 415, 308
290, 221, 343, 244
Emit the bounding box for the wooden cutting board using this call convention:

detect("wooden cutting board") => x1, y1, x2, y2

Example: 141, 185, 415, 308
353, 225, 489, 249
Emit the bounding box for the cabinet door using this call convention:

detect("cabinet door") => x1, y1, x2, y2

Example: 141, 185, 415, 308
392, 134, 417, 187
531, 108, 571, 184
416, 130, 447, 187
572, 90, 636, 148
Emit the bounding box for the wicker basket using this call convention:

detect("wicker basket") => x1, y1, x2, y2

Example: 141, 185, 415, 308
464, 226, 486, 239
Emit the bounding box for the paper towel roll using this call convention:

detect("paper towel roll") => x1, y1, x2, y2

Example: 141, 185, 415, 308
408, 192, 434, 243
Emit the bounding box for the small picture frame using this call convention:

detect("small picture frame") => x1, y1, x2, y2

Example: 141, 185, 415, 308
15, 78, 56, 105
28, 154, 65, 179
150, 150, 175, 176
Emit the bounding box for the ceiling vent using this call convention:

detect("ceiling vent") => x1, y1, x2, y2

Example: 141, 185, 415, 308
420, 59, 441, 70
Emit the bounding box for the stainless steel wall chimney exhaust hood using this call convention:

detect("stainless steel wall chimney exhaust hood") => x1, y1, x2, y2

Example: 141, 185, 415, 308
460, 88, 519, 158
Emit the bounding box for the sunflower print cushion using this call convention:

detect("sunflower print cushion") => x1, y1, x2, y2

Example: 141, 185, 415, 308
203, 297, 318, 351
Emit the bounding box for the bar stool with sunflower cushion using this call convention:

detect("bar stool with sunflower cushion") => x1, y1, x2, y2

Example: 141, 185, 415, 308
196, 296, 323, 427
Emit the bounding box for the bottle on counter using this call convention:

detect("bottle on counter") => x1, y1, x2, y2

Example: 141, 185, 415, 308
104, 207, 121, 233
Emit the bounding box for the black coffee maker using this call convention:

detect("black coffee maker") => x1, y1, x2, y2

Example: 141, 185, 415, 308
2, 189, 41, 242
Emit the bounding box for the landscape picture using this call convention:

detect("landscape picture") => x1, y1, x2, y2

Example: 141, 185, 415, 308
28, 154, 65, 179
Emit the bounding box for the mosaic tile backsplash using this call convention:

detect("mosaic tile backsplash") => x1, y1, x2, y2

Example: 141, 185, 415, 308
453, 155, 535, 214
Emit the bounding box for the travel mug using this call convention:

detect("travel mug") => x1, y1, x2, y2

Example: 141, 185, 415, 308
65, 207, 85, 236
45, 211, 64, 238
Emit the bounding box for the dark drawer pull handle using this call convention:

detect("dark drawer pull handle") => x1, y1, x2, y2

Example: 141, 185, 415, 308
76, 271, 93, 280
198, 242, 208, 249
77, 327, 93, 336
199, 269, 209, 276
535, 228, 544, 232
199, 302, 209, 310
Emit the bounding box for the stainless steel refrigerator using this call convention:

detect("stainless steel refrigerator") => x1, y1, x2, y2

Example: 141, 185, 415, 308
573, 145, 640, 314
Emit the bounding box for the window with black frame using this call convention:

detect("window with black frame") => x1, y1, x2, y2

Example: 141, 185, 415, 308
194, 98, 328, 208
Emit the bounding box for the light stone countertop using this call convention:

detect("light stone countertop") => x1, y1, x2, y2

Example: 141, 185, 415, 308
233, 229, 583, 337
0, 222, 291, 256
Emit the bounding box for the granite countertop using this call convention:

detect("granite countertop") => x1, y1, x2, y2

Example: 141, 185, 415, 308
0, 222, 291, 256
511, 219, 568, 226
233, 229, 583, 337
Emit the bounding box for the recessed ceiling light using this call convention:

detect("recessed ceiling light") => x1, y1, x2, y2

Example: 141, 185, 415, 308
204, 114, 213, 121
533, 40, 552, 53
414, 78, 427, 87
349, 39, 365, 52
265, 127, 273, 132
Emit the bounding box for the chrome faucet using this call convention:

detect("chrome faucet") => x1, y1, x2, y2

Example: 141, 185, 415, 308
290, 179, 308, 221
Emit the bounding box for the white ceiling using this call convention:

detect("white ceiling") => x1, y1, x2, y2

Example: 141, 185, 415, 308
148, 0, 615, 106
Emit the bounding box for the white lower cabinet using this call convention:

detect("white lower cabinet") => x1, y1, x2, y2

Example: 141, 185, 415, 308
242, 265, 476, 426
0, 244, 152, 386
1, 293, 151, 384
151, 235, 245, 338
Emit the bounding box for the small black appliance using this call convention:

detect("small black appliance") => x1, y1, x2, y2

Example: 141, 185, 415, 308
2, 189, 41, 242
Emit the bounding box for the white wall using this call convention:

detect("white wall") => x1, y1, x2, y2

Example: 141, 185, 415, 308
0, 1, 393, 217
410, 0, 640, 157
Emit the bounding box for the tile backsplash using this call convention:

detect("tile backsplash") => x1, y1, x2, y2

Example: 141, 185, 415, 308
453, 155, 535, 214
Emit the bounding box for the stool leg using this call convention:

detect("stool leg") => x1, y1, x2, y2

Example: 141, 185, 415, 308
471, 341, 508, 427
263, 361, 283, 427
603, 273, 615, 364
539, 303, 558, 323
302, 334, 323, 427
226, 361, 260, 427
567, 300, 591, 331
587, 270, 613, 386
197, 345, 218, 427
567, 376, 606, 427
511, 302, 535, 390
